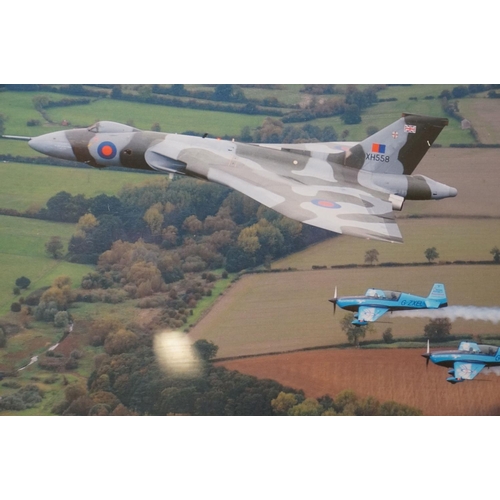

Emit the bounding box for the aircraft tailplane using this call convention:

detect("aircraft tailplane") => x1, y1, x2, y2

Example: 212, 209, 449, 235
427, 283, 448, 308
340, 114, 449, 176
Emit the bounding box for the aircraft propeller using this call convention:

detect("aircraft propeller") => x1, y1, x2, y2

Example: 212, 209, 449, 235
422, 339, 431, 368
329, 287, 338, 316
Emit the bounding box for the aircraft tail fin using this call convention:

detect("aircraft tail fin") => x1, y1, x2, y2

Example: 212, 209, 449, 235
427, 283, 448, 308
337, 114, 448, 175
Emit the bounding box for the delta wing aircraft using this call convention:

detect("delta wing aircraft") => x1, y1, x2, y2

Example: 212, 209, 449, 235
423, 341, 500, 384
330, 283, 448, 326
27, 113, 457, 243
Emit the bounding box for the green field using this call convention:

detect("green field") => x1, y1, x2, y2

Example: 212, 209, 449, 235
0, 90, 268, 139
0, 215, 92, 314
0, 162, 156, 211
0, 138, 45, 157
311, 99, 473, 144
0, 91, 66, 137
44, 99, 268, 138
189, 265, 500, 358
0, 86, 481, 156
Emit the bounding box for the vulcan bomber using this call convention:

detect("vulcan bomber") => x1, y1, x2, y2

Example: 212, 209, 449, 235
27, 113, 457, 243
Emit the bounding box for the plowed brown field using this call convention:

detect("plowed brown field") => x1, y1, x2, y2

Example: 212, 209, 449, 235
218, 348, 500, 416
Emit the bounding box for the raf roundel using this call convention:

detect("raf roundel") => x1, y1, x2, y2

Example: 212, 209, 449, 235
312, 199, 341, 209
97, 141, 117, 160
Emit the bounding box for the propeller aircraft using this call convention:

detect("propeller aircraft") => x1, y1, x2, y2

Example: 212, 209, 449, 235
23, 113, 457, 243
422, 341, 500, 384
329, 283, 448, 326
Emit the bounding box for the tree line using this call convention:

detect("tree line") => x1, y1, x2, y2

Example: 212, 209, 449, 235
46, 334, 421, 416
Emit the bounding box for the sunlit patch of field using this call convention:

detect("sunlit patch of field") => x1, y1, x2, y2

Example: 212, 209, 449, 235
459, 97, 500, 144
218, 348, 500, 416
189, 265, 500, 359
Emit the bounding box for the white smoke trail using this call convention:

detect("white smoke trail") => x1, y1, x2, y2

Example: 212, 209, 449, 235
484, 367, 500, 377
393, 306, 500, 324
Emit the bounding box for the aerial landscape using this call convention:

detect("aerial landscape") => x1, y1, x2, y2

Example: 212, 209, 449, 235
1, 84, 500, 416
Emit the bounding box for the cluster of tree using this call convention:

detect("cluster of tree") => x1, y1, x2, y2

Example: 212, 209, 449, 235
424, 318, 452, 340
301, 85, 341, 95
0, 384, 44, 411
37, 178, 327, 277
52, 335, 301, 416
32, 95, 92, 111
38, 348, 82, 372
339, 314, 453, 346
271, 389, 421, 416
340, 313, 375, 347
13, 276, 31, 295
362, 247, 440, 267
33, 276, 73, 324
491, 247, 500, 263
241, 117, 338, 143
49, 333, 421, 416
284, 85, 381, 124
3, 84, 107, 98
438, 85, 500, 100
107, 85, 280, 116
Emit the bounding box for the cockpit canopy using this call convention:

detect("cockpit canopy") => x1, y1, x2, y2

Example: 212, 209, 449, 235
458, 342, 499, 356
87, 121, 138, 134
365, 289, 401, 301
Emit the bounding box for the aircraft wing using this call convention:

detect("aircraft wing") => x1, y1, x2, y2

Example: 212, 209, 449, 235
454, 362, 485, 381
358, 306, 389, 323
158, 141, 403, 243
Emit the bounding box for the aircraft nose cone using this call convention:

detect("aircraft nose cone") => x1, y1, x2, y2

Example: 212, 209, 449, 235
29, 131, 76, 161
449, 187, 458, 197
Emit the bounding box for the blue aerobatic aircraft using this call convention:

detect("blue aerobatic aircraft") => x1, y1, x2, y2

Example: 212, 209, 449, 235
422, 341, 500, 384
329, 283, 448, 326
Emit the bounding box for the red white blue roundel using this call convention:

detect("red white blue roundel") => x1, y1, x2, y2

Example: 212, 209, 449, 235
97, 141, 117, 160
312, 199, 341, 209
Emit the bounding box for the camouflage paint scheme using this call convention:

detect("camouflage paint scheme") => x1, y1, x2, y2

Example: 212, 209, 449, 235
29, 114, 457, 243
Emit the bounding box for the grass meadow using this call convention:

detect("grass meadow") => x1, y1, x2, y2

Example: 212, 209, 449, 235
0, 91, 65, 137
0, 162, 156, 211
44, 100, 267, 138
0, 215, 92, 315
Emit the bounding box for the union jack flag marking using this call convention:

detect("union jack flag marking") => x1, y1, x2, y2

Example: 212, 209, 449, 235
404, 125, 417, 133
